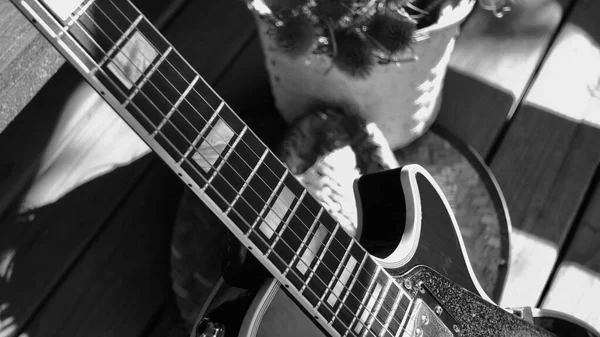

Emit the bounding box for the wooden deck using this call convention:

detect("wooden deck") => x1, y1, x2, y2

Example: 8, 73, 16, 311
1, 0, 600, 335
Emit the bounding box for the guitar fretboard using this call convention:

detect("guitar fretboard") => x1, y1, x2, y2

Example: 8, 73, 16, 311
14, 0, 415, 336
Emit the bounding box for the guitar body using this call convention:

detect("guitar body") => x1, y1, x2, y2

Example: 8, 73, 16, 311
229, 166, 597, 337
238, 165, 482, 337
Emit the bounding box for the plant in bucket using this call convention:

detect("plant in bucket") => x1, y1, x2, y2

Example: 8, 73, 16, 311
247, 0, 476, 150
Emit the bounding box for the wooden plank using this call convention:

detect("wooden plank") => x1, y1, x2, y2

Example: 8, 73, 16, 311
19, 160, 182, 337
0, 0, 63, 133
0, 65, 81, 218
436, 0, 571, 156
0, 155, 152, 336
542, 177, 600, 332
0, 0, 186, 134
0, 0, 256, 217
536, 0, 600, 329
492, 0, 600, 308
0, 0, 257, 335
0, 0, 188, 218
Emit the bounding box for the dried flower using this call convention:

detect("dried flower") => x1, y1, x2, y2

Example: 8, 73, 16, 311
274, 14, 316, 58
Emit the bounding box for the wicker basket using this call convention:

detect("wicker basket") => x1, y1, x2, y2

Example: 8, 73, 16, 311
256, 0, 475, 149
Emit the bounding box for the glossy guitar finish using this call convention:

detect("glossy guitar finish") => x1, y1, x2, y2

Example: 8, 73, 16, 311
11, 1, 592, 336
235, 166, 552, 337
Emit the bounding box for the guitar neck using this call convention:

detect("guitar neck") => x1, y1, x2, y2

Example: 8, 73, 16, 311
12, 0, 415, 336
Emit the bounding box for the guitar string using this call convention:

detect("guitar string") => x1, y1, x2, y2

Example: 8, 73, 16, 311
77, 2, 415, 334
76, 3, 415, 335
70, 1, 413, 334
81, 0, 406, 318
86, 1, 412, 325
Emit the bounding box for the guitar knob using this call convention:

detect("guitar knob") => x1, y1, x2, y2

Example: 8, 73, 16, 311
193, 317, 225, 337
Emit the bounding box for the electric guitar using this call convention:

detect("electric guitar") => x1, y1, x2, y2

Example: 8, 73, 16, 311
11, 0, 599, 336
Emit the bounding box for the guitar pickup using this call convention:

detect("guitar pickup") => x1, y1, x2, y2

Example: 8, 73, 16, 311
403, 284, 461, 337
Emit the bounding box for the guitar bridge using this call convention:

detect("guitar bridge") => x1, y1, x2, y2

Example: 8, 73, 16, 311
403, 283, 461, 337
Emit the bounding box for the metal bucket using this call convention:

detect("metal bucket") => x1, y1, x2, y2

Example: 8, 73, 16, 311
256, 0, 475, 149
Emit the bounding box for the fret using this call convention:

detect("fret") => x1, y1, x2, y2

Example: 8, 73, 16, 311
296, 219, 330, 277
20, 1, 97, 73
41, 0, 89, 22
383, 283, 404, 337
182, 104, 239, 176
179, 101, 225, 189
193, 118, 249, 210
228, 152, 285, 237
299, 215, 338, 307
180, 100, 224, 162
334, 251, 372, 337
85, 7, 143, 65
225, 149, 269, 215
56, 0, 94, 35
197, 131, 261, 218
207, 126, 248, 185
245, 170, 289, 254
332, 247, 367, 325
164, 50, 197, 85
151, 73, 199, 136
311, 229, 354, 323
281, 201, 324, 289
193, 77, 223, 110
264, 188, 306, 259
17, 4, 416, 337
326, 239, 356, 308
126, 46, 174, 106
394, 295, 412, 337
366, 275, 393, 337
304, 223, 339, 306
351, 266, 382, 336
251, 169, 289, 231
265, 188, 306, 269
173, 98, 218, 148
95, 0, 139, 31
258, 174, 305, 240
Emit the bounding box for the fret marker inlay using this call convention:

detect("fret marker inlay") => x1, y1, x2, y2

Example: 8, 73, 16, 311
42, 0, 85, 21
259, 187, 294, 239
355, 282, 383, 333
107, 31, 158, 89
192, 118, 234, 172
327, 256, 357, 307
297, 224, 328, 275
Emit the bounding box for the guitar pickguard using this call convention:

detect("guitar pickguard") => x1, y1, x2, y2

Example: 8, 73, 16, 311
400, 266, 550, 337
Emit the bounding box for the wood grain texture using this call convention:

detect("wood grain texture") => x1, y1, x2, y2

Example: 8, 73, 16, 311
0, 0, 63, 133
0, 0, 258, 335
20, 160, 182, 337
493, 0, 600, 308
0, 0, 186, 134
535, 0, 600, 329
542, 180, 600, 332
11, 0, 257, 212
436, 0, 571, 156
0, 0, 188, 218
0, 155, 152, 336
